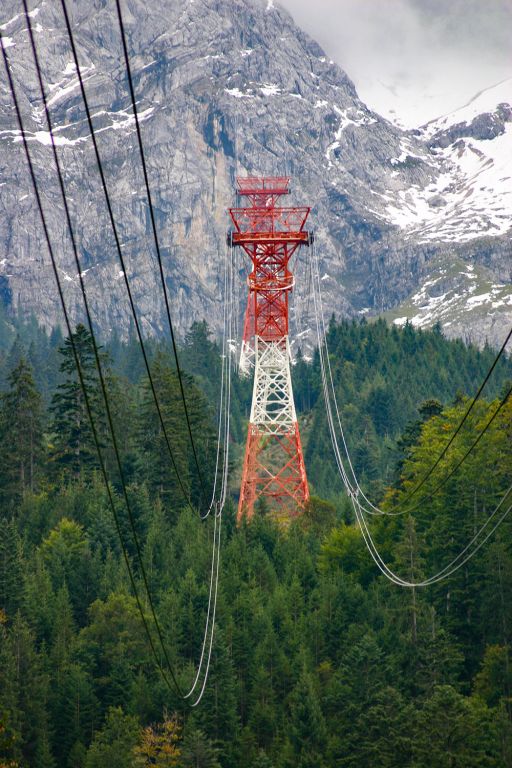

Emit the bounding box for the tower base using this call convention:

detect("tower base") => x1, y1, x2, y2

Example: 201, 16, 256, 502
237, 338, 309, 523
237, 422, 309, 523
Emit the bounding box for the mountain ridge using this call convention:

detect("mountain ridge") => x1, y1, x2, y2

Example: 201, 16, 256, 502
0, 0, 510, 349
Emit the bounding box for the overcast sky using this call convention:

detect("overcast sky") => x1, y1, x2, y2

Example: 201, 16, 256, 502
279, 0, 512, 126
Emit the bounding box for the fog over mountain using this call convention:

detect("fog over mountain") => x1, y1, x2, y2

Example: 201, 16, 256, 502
279, 0, 512, 127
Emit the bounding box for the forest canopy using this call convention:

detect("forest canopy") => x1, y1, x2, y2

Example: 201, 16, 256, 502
0, 315, 511, 768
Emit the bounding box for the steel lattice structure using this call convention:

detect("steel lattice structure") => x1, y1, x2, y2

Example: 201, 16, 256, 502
229, 176, 312, 522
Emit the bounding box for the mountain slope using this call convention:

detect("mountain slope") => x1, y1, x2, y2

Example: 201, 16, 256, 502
0, 0, 510, 348
372, 79, 512, 245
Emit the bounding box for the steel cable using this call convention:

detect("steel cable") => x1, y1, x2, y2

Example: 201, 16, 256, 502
60, 0, 199, 516
352, 486, 512, 587
310, 238, 512, 585
7, 3, 233, 700
1, 27, 184, 698
185, 242, 232, 702
312, 239, 512, 517
114, 0, 207, 502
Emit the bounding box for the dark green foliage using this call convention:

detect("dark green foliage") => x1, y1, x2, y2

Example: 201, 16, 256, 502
179, 727, 221, 768
0, 357, 43, 504
49, 325, 109, 479
84, 706, 138, 768
0, 317, 510, 766
300, 317, 512, 500
134, 352, 217, 513
0, 517, 24, 617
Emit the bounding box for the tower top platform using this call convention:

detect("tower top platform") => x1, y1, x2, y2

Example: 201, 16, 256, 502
237, 176, 290, 197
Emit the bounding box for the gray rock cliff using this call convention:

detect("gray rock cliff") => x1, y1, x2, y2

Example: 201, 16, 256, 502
0, 0, 510, 348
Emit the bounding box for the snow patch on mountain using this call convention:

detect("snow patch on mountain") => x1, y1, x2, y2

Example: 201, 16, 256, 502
385, 259, 512, 348
422, 79, 512, 138
374, 79, 512, 244
382, 124, 512, 242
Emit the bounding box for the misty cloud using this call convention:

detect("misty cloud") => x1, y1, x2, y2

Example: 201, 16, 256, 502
278, 0, 512, 124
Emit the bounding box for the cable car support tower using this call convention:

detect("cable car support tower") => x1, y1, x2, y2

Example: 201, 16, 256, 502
229, 176, 312, 523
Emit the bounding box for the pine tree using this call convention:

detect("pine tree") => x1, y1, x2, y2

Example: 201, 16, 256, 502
135, 353, 216, 512
288, 670, 327, 768
6, 614, 55, 767
85, 707, 138, 768
179, 728, 220, 768
411, 685, 501, 767
135, 353, 191, 510
49, 325, 108, 480
0, 357, 43, 503
0, 518, 24, 618
0, 610, 23, 767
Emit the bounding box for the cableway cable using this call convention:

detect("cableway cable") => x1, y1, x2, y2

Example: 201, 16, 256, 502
309, 235, 512, 585
19, 4, 185, 696
191, 242, 233, 707
10, 3, 233, 699
352, 484, 512, 587
0, 27, 184, 698
114, 0, 208, 503
312, 238, 512, 517
384, 322, 512, 510
60, 0, 198, 517
201, 250, 229, 520
185, 240, 232, 705
185, 242, 232, 702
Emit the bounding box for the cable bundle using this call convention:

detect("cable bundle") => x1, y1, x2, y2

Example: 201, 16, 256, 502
0, 0, 233, 705
311, 236, 512, 587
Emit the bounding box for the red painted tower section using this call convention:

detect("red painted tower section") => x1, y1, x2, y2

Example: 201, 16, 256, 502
229, 177, 311, 522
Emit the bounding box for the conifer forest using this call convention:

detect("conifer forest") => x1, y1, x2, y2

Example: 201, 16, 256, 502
1, 312, 512, 768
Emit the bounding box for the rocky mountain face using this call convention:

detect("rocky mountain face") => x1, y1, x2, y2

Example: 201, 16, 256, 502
0, 0, 510, 349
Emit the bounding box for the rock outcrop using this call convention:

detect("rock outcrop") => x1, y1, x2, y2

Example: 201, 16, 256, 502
0, 0, 510, 348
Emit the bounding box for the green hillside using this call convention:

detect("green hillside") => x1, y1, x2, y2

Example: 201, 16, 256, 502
0, 317, 511, 767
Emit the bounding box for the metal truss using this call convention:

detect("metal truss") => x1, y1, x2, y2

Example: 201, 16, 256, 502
250, 338, 296, 433
229, 176, 311, 522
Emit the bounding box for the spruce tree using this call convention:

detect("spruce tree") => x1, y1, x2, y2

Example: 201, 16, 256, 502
180, 728, 221, 768
0, 357, 43, 503
85, 707, 138, 768
49, 325, 108, 480
0, 517, 24, 619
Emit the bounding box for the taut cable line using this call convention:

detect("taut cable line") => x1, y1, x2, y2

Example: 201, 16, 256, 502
312, 239, 512, 517
1, 25, 184, 698
310, 239, 512, 585
114, 0, 208, 503
352, 485, 512, 587
6, 0, 234, 700
186, 241, 232, 705
60, 0, 199, 516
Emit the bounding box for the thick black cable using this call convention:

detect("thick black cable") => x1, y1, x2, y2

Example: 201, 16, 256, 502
0, 28, 183, 698
391, 324, 512, 509
114, 0, 207, 500
59, 0, 198, 516
21, 3, 185, 698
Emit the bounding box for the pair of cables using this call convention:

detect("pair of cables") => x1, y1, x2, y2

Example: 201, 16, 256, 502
312, 239, 512, 518
1, 0, 230, 702
2, 9, 186, 697
311, 238, 512, 586
186, 241, 233, 706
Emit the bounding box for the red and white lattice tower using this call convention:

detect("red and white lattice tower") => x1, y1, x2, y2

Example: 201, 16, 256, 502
229, 176, 312, 522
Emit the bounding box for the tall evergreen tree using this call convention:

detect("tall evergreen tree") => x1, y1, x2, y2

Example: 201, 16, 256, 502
85, 707, 138, 768
135, 353, 216, 512
0, 517, 24, 618
0, 357, 43, 503
49, 325, 108, 480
